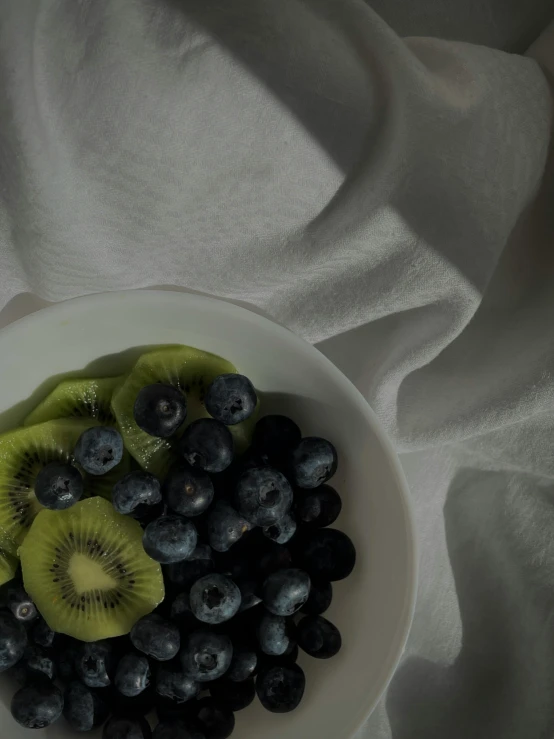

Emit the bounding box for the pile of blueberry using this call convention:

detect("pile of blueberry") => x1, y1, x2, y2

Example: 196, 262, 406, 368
0, 374, 356, 739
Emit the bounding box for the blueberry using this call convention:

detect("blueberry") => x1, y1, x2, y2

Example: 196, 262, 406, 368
0, 609, 27, 671
18, 644, 57, 681
103, 715, 152, 739
297, 615, 342, 658
7, 586, 38, 624
34, 462, 83, 510
189, 574, 241, 625
179, 419, 234, 474
32, 617, 55, 648
131, 614, 180, 661
225, 643, 257, 682
75, 426, 124, 475
193, 697, 235, 739
11, 677, 64, 729
207, 500, 252, 553
153, 720, 206, 739
257, 612, 295, 657
253, 415, 301, 466
164, 465, 214, 517
143, 516, 198, 564
156, 663, 200, 703
262, 568, 311, 617
115, 652, 151, 697
167, 544, 215, 588
256, 663, 306, 713
289, 437, 338, 489
113, 471, 162, 515
205, 373, 257, 425
210, 676, 255, 712
301, 580, 333, 615
235, 467, 293, 527
76, 640, 114, 688
263, 514, 297, 544
296, 485, 342, 528
180, 631, 233, 682
64, 680, 110, 732
134, 383, 187, 439
296, 528, 356, 581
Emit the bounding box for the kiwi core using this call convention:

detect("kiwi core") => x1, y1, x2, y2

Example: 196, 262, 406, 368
68, 553, 117, 594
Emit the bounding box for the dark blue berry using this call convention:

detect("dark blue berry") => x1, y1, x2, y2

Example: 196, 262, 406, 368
156, 663, 199, 703
0, 609, 27, 671
257, 612, 295, 657
297, 615, 342, 658
167, 544, 214, 588
235, 467, 293, 527
263, 514, 297, 544
18, 644, 56, 681
113, 471, 162, 515
193, 697, 235, 739
7, 586, 37, 624
153, 720, 205, 739
75, 426, 124, 475
225, 643, 257, 682
207, 500, 252, 553
179, 419, 234, 474
103, 715, 152, 739
34, 462, 83, 509
256, 663, 305, 713
253, 415, 301, 466
32, 617, 55, 648
76, 640, 114, 688
262, 568, 311, 617
164, 465, 214, 517
189, 574, 241, 625
64, 680, 110, 732
134, 383, 187, 439
130, 614, 180, 662
289, 437, 338, 489
143, 516, 198, 564
296, 528, 356, 581
301, 580, 333, 615
115, 652, 151, 697
11, 677, 63, 729
210, 677, 255, 712
180, 631, 233, 682
295, 485, 342, 527
205, 373, 257, 425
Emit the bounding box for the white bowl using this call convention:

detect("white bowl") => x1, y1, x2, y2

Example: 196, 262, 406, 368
0, 290, 416, 739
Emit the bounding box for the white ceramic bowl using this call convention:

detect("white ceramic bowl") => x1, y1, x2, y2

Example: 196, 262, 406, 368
0, 290, 416, 739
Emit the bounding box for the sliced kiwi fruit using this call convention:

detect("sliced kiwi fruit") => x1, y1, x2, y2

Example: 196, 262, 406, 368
20, 496, 164, 641
0, 549, 18, 586
24, 376, 124, 427
112, 346, 258, 478
0, 419, 130, 555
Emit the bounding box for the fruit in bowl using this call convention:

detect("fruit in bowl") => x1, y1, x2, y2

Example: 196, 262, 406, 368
0, 344, 357, 738
0, 291, 415, 739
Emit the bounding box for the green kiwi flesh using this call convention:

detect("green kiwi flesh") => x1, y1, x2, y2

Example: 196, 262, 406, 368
20, 497, 164, 641
0, 419, 130, 555
0, 549, 18, 586
24, 376, 123, 427
112, 346, 258, 477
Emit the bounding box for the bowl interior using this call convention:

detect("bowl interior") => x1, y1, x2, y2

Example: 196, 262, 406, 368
0, 291, 415, 739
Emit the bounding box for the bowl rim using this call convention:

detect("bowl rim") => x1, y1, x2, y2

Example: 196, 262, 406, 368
0, 288, 418, 735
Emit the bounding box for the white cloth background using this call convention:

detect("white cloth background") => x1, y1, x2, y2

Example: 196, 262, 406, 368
1, 1, 553, 737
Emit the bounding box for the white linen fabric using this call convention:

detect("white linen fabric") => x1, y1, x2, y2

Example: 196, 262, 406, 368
0, 1, 553, 737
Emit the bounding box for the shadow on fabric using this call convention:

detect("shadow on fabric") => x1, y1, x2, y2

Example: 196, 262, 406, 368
386, 467, 554, 739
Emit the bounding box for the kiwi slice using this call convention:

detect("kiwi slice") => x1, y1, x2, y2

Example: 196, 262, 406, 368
24, 376, 123, 427
0, 419, 130, 555
0, 549, 18, 586
112, 346, 258, 477
20, 497, 164, 641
